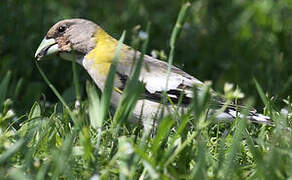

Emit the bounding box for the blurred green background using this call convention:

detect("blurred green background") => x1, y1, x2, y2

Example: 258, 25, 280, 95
1, 0, 292, 114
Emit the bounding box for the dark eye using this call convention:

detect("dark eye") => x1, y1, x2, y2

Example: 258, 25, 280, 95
57, 26, 66, 33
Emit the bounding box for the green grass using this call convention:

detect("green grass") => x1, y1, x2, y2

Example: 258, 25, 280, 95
1, 2, 292, 180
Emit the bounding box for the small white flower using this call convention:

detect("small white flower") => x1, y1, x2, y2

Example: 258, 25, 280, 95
90, 174, 99, 180
122, 141, 134, 155
234, 88, 245, 99
138, 31, 148, 40
4, 99, 12, 106
118, 137, 134, 155
204, 80, 213, 86
183, 23, 191, 30
280, 108, 289, 116
7, 109, 15, 117
151, 50, 158, 58
75, 100, 81, 109
4, 141, 12, 149
224, 83, 234, 93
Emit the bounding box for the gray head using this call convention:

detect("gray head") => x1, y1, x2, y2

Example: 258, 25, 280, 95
35, 18, 99, 60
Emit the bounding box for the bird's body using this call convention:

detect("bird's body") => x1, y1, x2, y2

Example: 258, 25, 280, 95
35, 18, 271, 126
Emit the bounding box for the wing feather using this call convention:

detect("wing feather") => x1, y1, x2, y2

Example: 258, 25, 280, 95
116, 50, 206, 105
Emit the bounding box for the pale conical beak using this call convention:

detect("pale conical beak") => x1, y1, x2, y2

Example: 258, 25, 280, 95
35, 38, 59, 60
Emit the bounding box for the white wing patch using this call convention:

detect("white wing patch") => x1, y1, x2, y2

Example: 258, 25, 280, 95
141, 71, 187, 94
117, 50, 204, 100
139, 54, 203, 96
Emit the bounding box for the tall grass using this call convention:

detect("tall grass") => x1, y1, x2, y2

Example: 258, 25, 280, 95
0, 2, 291, 180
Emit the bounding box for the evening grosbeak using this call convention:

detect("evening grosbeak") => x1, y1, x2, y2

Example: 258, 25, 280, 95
35, 18, 271, 126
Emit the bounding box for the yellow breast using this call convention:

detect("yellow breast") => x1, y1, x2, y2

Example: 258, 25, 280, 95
85, 28, 126, 75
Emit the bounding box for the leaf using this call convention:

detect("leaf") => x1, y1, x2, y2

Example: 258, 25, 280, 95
86, 81, 101, 129
28, 102, 41, 119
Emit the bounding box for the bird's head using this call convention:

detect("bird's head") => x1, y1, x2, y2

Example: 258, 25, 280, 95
35, 19, 98, 61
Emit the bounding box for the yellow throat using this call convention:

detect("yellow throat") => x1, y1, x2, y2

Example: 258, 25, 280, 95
85, 28, 125, 75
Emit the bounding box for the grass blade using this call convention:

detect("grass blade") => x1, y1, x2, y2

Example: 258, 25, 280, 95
35, 61, 78, 128
164, 2, 190, 93
0, 71, 11, 110
112, 23, 150, 129
72, 57, 81, 102
254, 78, 269, 106
98, 31, 126, 125
0, 139, 25, 164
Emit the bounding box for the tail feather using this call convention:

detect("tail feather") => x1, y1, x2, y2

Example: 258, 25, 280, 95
213, 108, 272, 125
248, 113, 271, 124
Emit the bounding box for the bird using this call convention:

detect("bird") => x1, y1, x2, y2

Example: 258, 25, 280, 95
34, 18, 271, 127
